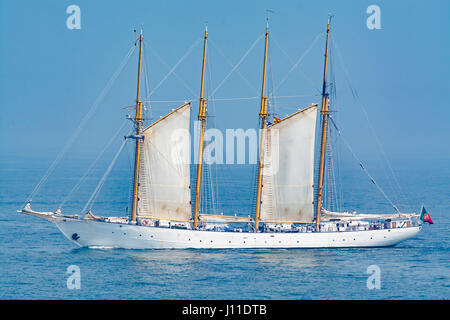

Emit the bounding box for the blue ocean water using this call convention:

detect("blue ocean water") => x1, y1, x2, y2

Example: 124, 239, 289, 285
0, 154, 448, 299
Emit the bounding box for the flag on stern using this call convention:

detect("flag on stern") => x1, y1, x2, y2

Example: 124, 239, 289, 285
420, 206, 434, 224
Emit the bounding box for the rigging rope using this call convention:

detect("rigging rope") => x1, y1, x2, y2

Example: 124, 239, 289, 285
271, 33, 323, 95
125, 136, 135, 217
24, 43, 137, 206
325, 40, 343, 213
145, 95, 315, 104
271, 94, 320, 99
208, 34, 264, 98
268, 35, 278, 117
142, 42, 153, 122
58, 119, 129, 210
147, 38, 202, 98
329, 115, 401, 214
331, 35, 412, 212
205, 41, 222, 215
144, 40, 198, 98
82, 129, 132, 213
209, 39, 260, 95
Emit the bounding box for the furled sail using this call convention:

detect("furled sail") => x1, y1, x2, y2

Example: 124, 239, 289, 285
137, 102, 192, 221
320, 208, 418, 221
260, 105, 317, 222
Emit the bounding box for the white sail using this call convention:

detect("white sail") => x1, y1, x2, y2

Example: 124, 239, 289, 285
260, 105, 317, 222
137, 103, 192, 221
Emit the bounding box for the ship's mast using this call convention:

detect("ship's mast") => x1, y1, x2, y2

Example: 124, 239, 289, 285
193, 27, 208, 229
254, 23, 270, 232
131, 31, 144, 222
315, 17, 332, 230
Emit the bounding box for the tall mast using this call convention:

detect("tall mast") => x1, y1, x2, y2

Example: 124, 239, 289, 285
254, 23, 270, 232
131, 31, 144, 222
193, 27, 208, 229
315, 17, 332, 230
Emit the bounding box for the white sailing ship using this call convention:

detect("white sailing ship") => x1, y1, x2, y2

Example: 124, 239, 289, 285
20, 19, 427, 249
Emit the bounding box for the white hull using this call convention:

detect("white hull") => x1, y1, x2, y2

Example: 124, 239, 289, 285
52, 217, 421, 249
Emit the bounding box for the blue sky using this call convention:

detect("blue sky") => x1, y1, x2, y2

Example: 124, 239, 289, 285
1, 0, 449, 164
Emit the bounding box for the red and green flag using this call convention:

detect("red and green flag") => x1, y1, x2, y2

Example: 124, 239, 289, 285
420, 206, 434, 224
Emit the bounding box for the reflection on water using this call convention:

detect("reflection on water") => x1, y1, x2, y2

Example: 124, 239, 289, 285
251, 248, 329, 268
117, 248, 336, 298
129, 248, 329, 269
